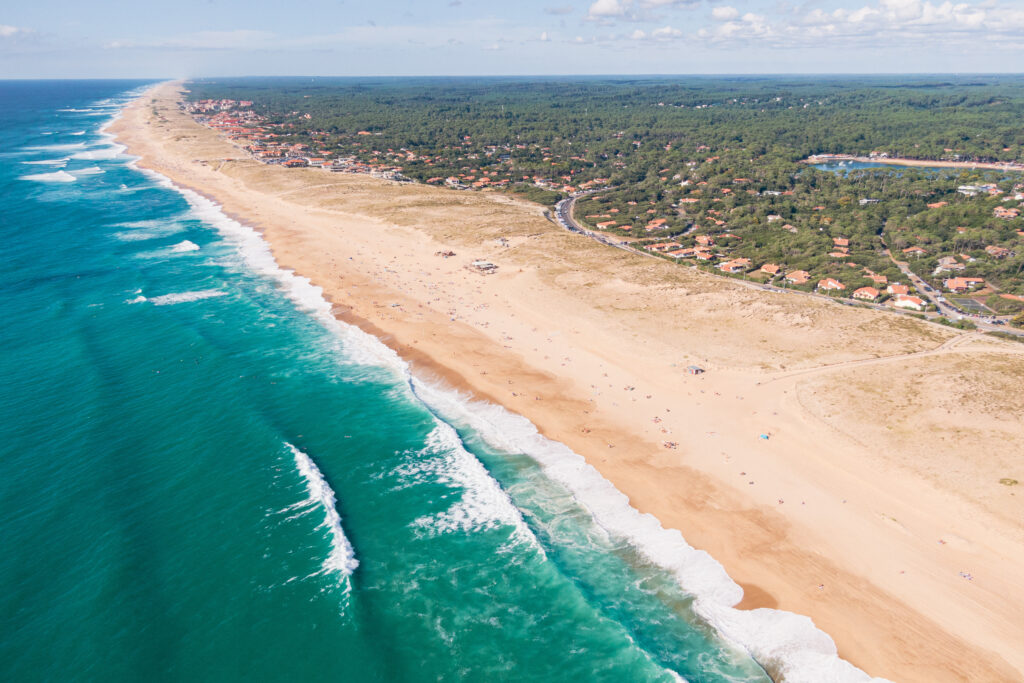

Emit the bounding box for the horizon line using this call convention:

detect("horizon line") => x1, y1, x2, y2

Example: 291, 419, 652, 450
5, 71, 1024, 81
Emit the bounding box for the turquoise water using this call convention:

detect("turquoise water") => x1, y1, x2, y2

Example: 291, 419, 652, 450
0, 82, 773, 682
812, 160, 958, 174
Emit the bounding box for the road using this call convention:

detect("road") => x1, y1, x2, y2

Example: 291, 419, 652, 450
883, 247, 1021, 336
554, 190, 657, 259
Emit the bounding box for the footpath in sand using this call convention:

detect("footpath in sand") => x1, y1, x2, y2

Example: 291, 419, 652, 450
113, 83, 1024, 682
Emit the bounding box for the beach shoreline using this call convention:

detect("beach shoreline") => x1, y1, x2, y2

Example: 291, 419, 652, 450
112, 82, 1024, 682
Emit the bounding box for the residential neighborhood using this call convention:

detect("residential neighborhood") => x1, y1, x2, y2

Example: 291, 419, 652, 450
184, 89, 1024, 331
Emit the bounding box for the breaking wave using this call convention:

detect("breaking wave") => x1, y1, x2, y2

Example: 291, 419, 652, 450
21, 158, 69, 166
70, 145, 126, 161
147, 289, 226, 306
20, 170, 76, 183
287, 443, 359, 577
70, 166, 105, 176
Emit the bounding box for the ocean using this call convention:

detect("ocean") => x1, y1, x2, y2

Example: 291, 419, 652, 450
1, 81, 861, 683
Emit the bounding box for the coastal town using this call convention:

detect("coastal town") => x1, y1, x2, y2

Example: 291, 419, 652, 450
184, 95, 1024, 333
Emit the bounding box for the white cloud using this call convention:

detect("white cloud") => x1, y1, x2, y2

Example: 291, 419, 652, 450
540, 31, 550, 41
0, 24, 26, 37
589, 0, 631, 17
690, 0, 1024, 46
630, 28, 647, 39
651, 25, 683, 38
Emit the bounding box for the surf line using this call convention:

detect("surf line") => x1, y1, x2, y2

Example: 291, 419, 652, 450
287, 443, 359, 578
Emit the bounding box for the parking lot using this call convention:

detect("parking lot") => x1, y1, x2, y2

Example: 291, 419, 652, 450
950, 298, 994, 314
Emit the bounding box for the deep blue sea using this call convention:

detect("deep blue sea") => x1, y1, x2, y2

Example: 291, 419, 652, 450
1, 81, 853, 682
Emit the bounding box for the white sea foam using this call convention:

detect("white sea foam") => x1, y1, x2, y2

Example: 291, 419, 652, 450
114, 231, 170, 242
25, 142, 87, 151
112, 216, 189, 242
125, 295, 147, 304
116, 215, 190, 230
59, 108, 95, 112
70, 166, 105, 176
21, 157, 69, 166
148, 289, 226, 306
70, 131, 86, 136
402, 424, 539, 547
20, 170, 77, 183
70, 144, 126, 161
287, 443, 359, 577
123, 119, 888, 682
408, 382, 891, 683
171, 240, 200, 252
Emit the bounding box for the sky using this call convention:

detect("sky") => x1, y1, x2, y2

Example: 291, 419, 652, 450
3, 0, 1024, 78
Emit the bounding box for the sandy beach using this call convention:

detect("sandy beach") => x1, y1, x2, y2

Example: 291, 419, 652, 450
112, 83, 1024, 681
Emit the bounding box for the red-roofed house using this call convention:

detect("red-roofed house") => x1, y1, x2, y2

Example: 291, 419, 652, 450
718, 258, 752, 274
817, 278, 846, 292
985, 245, 1014, 259
853, 286, 880, 301
944, 277, 985, 293
865, 271, 888, 285
648, 242, 683, 253
893, 294, 926, 311
786, 270, 811, 285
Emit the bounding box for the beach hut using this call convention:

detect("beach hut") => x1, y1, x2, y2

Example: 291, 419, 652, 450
687, 365, 704, 375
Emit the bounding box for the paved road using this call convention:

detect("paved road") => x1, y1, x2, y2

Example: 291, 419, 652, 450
554, 190, 657, 259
